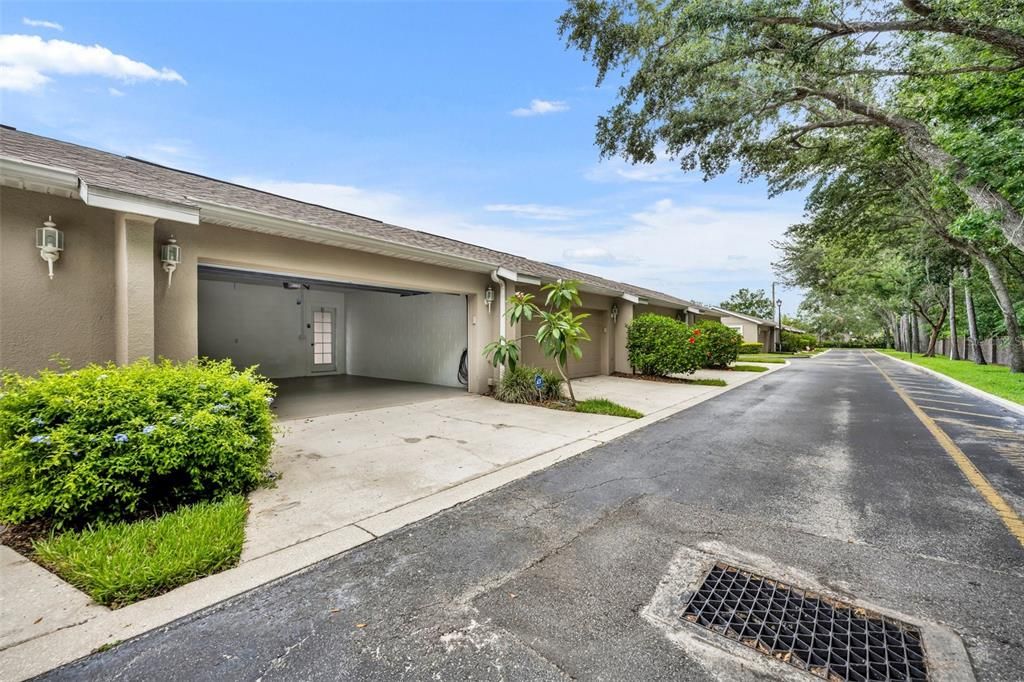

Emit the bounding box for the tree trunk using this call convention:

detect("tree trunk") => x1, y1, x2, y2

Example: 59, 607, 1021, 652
963, 267, 986, 364
948, 280, 960, 360
976, 252, 1024, 373
556, 359, 577, 404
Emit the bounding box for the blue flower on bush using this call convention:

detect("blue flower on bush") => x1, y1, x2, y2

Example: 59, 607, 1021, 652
30, 434, 51, 444
30, 417, 45, 425
142, 425, 156, 435
211, 403, 230, 413
265, 396, 275, 405
114, 433, 129, 444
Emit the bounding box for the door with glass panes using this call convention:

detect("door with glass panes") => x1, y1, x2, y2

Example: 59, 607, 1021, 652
310, 307, 337, 373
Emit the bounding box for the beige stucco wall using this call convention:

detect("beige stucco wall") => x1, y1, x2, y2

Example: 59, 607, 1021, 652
719, 316, 773, 350
0, 187, 117, 373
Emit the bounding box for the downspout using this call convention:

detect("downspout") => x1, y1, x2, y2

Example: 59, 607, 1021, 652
490, 270, 506, 381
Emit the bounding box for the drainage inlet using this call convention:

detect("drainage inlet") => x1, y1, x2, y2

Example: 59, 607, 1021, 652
682, 563, 927, 681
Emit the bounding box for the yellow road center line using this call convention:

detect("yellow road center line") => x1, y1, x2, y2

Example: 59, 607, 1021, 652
863, 352, 1024, 548
917, 405, 1008, 420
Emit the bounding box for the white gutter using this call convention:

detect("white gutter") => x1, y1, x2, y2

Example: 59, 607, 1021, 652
490, 270, 507, 381
495, 266, 541, 286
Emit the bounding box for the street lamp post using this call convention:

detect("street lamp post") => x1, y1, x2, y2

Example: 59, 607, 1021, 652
776, 298, 783, 352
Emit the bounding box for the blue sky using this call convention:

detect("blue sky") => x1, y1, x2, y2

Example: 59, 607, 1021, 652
1, 1, 804, 312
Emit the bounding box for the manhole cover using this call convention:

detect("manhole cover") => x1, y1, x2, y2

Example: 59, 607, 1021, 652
682, 563, 927, 681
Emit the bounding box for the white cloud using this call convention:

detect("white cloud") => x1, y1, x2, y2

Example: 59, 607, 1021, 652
108, 86, 125, 97
22, 18, 64, 31
510, 99, 569, 117
562, 247, 617, 263
484, 203, 591, 221
0, 34, 186, 91
584, 154, 698, 184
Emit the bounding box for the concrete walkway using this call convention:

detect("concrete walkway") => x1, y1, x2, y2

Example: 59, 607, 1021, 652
0, 364, 783, 680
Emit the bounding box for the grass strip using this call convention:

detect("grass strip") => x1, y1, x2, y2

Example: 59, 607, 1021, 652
680, 378, 728, 386
731, 364, 769, 372
877, 350, 1023, 405
575, 398, 644, 419
33, 496, 248, 607
737, 354, 788, 364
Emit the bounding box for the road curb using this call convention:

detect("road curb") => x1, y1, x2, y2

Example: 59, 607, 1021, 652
872, 350, 1024, 417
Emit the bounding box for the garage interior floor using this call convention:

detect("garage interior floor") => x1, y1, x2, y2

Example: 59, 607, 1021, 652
270, 374, 467, 420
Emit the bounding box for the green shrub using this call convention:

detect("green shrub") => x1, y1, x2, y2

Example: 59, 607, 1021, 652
33, 495, 248, 607
695, 321, 742, 368
537, 369, 565, 401
0, 359, 275, 527
494, 365, 563, 403
780, 331, 817, 352
739, 342, 764, 354
575, 398, 643, 419
626, 315, 702, 376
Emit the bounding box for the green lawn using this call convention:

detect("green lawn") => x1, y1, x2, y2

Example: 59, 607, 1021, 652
877, 350, 1024, 405
731, 364, 770, 372
679, 377, 728, 386
736, 354, 789, 364
575, 398, 644, 419
33, 496, 248, 607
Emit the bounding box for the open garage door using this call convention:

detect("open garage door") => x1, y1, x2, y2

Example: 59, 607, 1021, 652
198, 266, 469, 416
521, 309, 606, 378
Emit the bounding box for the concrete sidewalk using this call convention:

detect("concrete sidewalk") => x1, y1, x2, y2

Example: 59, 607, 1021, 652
1, 364, 782, 681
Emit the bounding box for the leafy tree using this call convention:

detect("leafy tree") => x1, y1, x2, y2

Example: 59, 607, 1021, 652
719, 288, 773, 318
559, 0, 1024, 254
484, 280, 591, 404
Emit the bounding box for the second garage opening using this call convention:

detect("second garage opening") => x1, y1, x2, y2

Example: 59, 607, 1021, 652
197, 266, 469, 419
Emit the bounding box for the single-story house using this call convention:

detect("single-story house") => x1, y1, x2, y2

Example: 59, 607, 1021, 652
0, 126, 721, 404
716, 308, 804, 352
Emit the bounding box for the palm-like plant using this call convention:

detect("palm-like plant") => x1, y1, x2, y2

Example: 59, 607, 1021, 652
484, 279, 590, 404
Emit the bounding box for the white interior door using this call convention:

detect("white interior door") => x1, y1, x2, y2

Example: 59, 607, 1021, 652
311, 307, 337, 373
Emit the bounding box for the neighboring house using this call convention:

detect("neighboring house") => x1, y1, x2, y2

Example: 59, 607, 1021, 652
716, 308, 804, 352
0, 127, 719, 394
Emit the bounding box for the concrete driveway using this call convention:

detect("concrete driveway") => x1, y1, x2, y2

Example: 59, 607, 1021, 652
244, 367, 772, 561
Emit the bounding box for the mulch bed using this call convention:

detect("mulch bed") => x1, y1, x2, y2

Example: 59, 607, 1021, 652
0, 518, 52, 557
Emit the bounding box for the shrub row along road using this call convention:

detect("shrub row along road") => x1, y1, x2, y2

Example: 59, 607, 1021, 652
46, 350, 1024, 680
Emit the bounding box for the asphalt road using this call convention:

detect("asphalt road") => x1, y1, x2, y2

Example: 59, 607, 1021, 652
44, 350, 1024, 681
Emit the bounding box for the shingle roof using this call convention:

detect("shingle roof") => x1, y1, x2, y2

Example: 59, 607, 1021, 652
715, 307, 804, 333
0, 126, 703, 310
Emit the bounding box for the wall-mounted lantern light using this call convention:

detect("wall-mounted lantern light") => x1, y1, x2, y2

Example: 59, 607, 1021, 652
610, 303, 619, 324
36, 216, 64, 280
160, 236, 182, 287
484, 285, 495, 313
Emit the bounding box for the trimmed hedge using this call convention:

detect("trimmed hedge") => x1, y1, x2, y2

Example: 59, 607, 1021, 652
626, 315, 702, 376
739, 342, 764, 354
780, 330, 818, 352
0, 359, 275, 527
695, 321, 742, 368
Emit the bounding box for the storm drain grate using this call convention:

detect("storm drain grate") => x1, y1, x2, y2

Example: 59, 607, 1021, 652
682, 563, 927, 681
